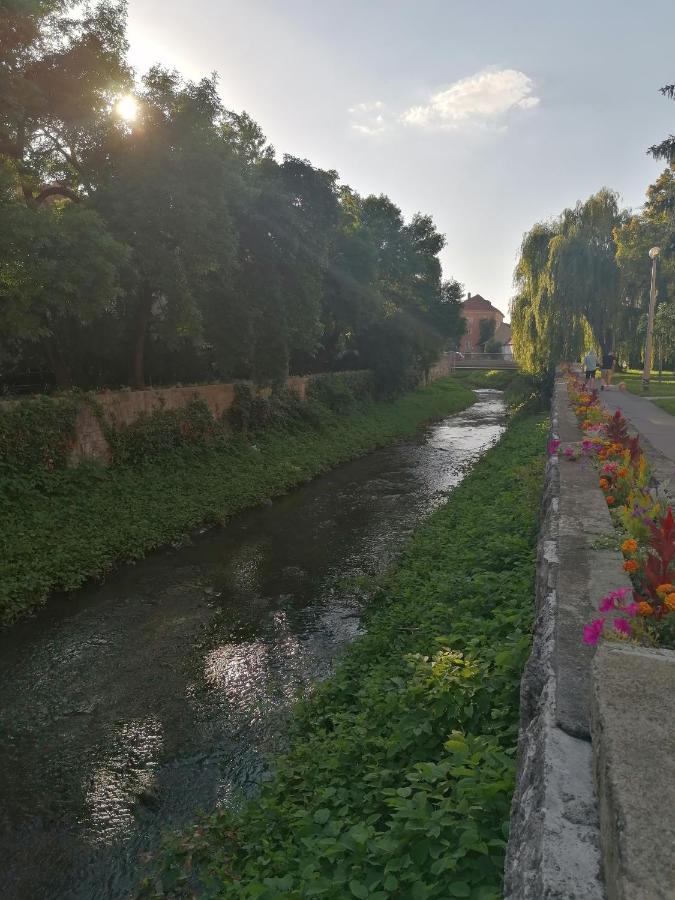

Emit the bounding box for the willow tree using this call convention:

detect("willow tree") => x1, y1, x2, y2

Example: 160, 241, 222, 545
511, 190, 626, 374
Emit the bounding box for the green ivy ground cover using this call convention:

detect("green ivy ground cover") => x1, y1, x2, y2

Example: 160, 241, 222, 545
0, 379, 473, 625
144, 411, 547, 900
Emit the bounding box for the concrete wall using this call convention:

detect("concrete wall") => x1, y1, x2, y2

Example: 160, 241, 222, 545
69, 376, 314, 464
504, 375, 675, 900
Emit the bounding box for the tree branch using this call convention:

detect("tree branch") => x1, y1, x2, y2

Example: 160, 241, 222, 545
35, 185, 80, 204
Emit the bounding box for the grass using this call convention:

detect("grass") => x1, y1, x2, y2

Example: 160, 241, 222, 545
615, 370, 675, 397
653, 398, 675, 416
143, 411, 547, 900
0, 378, 474, 626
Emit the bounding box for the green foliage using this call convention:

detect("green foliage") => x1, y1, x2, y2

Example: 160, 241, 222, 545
0, 5, 465, 396
0, 378, 474, 625
647, 83, 675, 165
453, 369, 517, 390
142, 413, 546, 899
614, 169, 675, 367
511, 191, 626, 374
103, 399, 221, 466
0, 396, 78, 472
307, 371, 374, 411
478, 318, 496, 347
229, 382, 255, 433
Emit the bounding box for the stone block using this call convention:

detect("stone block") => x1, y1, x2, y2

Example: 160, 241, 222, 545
591, 644, 675, 900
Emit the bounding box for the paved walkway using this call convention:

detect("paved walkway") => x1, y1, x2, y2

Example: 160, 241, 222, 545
601, 387, 675, 466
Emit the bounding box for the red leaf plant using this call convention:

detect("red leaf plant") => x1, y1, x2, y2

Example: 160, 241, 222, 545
640, 507, 675, 619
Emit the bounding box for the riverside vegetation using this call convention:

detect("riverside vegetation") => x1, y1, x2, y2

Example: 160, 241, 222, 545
142, 408, 547, 900
0, 376, 475, 626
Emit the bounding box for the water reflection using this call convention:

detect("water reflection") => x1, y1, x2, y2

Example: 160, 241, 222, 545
0, 391, 505, 899
84, 717, 163, 844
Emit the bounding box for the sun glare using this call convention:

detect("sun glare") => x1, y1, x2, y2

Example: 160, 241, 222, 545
116, 95, 138, 123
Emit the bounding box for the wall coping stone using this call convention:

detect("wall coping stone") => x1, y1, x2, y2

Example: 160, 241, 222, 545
592, 643, 675, 900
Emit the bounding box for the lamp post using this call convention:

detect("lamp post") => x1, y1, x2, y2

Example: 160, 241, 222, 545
642, 246, 661, 391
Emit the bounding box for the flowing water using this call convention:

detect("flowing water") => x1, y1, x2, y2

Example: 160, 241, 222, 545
0, 391, 505, 900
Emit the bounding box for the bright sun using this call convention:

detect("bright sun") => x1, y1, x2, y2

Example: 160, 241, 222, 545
115, 95, 138, 122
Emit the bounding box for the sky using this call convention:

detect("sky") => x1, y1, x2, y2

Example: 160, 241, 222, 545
125, 0, 675, 318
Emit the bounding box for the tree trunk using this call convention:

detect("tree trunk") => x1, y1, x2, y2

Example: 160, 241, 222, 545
130, 289, 153, 389
44, 341, 72, 390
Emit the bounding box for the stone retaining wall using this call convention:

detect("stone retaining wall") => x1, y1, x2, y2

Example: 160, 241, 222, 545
8, 363, 456, 467
505, 375, 675, 899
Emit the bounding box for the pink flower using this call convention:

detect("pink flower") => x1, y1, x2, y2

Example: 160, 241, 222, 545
598, 587, 631, 613
613, 587, 631, 604
548, 439, 561, 456
625, 602, 640, 618
583, 618, 605, 645
613, 618, 631, 636
564, 447, 575, 458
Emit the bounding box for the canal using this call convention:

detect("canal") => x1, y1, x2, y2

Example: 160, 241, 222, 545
0, 390, 505, 899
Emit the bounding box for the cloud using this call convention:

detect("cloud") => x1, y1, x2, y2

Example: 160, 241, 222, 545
348, 100, 384, 114
401, 69, 540, 129
348, 101, 388, 136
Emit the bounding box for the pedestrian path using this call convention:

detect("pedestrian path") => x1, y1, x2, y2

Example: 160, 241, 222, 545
601, 387, 675, 466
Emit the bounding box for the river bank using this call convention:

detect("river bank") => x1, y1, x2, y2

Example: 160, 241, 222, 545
144, 408, 547, 900
0, 378, 474, 625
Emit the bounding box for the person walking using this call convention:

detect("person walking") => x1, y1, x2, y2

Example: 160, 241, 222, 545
583, 349, 598, 383
601, 351, 615, 390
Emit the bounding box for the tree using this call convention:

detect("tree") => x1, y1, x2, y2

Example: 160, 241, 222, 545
478, 317, 496, 347
93, 69, 239, 388
511, 190, 626, 374
614, 169, 675, 365
0, 0, 131, 204
0, 161, 127, 387
648, 84, 675, 166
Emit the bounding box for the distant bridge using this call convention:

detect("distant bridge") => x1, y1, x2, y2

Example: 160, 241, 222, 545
449, 352, 518, 370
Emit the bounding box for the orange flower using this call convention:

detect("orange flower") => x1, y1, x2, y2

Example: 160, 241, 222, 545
638, 601, 654, 616
664, 593, 675, 613
606, 496, 616, 505
623, 559, 639, 573
621, 539, 638, 555
599, 478, 610, 490
617, 468, 629, 479
656, 583, 674, 596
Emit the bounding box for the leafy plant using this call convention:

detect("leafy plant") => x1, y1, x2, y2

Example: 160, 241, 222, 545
0, 396, 79, 472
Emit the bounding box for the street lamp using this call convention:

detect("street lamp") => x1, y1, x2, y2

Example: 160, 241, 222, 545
642, 246, 661, 391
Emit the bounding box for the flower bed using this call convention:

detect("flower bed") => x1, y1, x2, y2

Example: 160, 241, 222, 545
557, 370, 675, 649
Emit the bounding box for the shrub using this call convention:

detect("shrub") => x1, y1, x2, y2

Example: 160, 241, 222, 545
229, 382, 254, 433
105, 399, 219, 465
0, 396, 78, 472
308, 372, 374, 412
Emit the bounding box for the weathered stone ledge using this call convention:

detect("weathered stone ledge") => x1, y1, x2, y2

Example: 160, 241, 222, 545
505, 375, 675, 899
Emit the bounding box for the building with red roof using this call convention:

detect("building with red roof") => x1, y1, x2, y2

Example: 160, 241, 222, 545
459, 293, 505, 352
